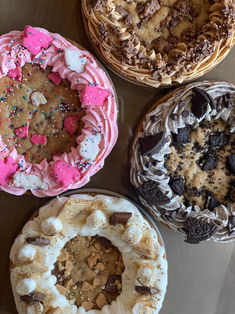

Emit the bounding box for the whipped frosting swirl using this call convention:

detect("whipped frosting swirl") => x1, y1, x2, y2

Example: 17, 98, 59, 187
130, 81, 235, 242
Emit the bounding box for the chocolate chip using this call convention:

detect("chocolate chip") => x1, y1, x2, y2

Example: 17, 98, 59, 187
170, 113, 178, 120
184, 217, 217, 244
150, 115, 158, 122
173, 126, 190, 145
135, 286, 159, 295
182, 110, 189, 118
191, 88, 215, 118
184, 199, 191, 207
138, 180, 170, 206
139, 131, 166, 156
169, 177, 185, 195
95, 236, 111, 248
179, 100, 186, 107
109, 212, 132, 225
201, 154, 217, 171
26, 237, 50, 246
156, 170, 163, 176
145, 162, 150, 168
20, 292, 45, 304
209, 132, 229, 148
105, 275, 121, 293
226, 155, 235, 175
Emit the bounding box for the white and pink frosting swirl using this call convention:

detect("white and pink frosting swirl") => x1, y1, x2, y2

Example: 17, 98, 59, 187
0, 26, 118, 197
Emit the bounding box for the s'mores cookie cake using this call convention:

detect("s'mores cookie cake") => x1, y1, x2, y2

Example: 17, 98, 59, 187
10, 193, 167, 314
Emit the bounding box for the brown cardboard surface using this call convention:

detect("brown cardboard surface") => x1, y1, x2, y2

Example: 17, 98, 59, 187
0, 1, 234, 313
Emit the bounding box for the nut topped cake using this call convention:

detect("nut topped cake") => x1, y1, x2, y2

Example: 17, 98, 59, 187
130, 81, 235, 243
82, 0, 235, 87
0, 26, 118, 197
10, 193, 167, 314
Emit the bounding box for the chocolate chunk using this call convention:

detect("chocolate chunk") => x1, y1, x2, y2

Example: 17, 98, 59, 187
51, 264, 65, 285
92, 0, 107, 11
109, 212, 132, 225
105, 275, 121, 293
135, 286, 159, 295
151, 36, 172, 54
26, 237, 50, 246
201, 154, 217, 171
138, 180, 170, 206
209, 132, 229, 148
20, 292, 45, 304
184, 217, 217, 244
226, 155, 235, 175
115, 5, 128, 17
169, 177, 185, 195
191, 88, 215, 118
173, 126, 190, 145
139, 131, 166, 156
95, 236, 111, 248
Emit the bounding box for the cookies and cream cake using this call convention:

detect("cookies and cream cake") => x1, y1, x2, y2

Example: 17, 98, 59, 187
0, 26, 118, 197
10, 193, 167, 314
82, 0, 235, 87
130, 81, 235, 243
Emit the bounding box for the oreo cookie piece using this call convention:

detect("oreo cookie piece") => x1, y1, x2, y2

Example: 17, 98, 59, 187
173, 126, 190, 145
209, 132, 229, 148
205, 195, 221, 211
169, 177, 185, 195
201, 154, 218, 171
138, 180, 170, 206
191, 88, 215, 118
226, 155, 235, 175
139, 131, 166, 156
184, 217, 217, 244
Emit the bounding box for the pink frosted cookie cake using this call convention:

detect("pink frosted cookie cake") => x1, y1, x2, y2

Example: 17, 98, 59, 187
0, 26, 118, 197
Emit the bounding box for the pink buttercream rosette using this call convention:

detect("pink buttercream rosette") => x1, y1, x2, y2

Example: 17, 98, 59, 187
0, 26, 118, 197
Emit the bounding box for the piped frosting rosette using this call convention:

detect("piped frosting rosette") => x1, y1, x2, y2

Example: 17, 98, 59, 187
0, 26, 118, 197
130, 81, 235, 243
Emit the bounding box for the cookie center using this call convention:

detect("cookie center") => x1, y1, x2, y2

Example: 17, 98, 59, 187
167, 119, 235, 208
52, 235, 125, 311
0, 63, 85, 163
